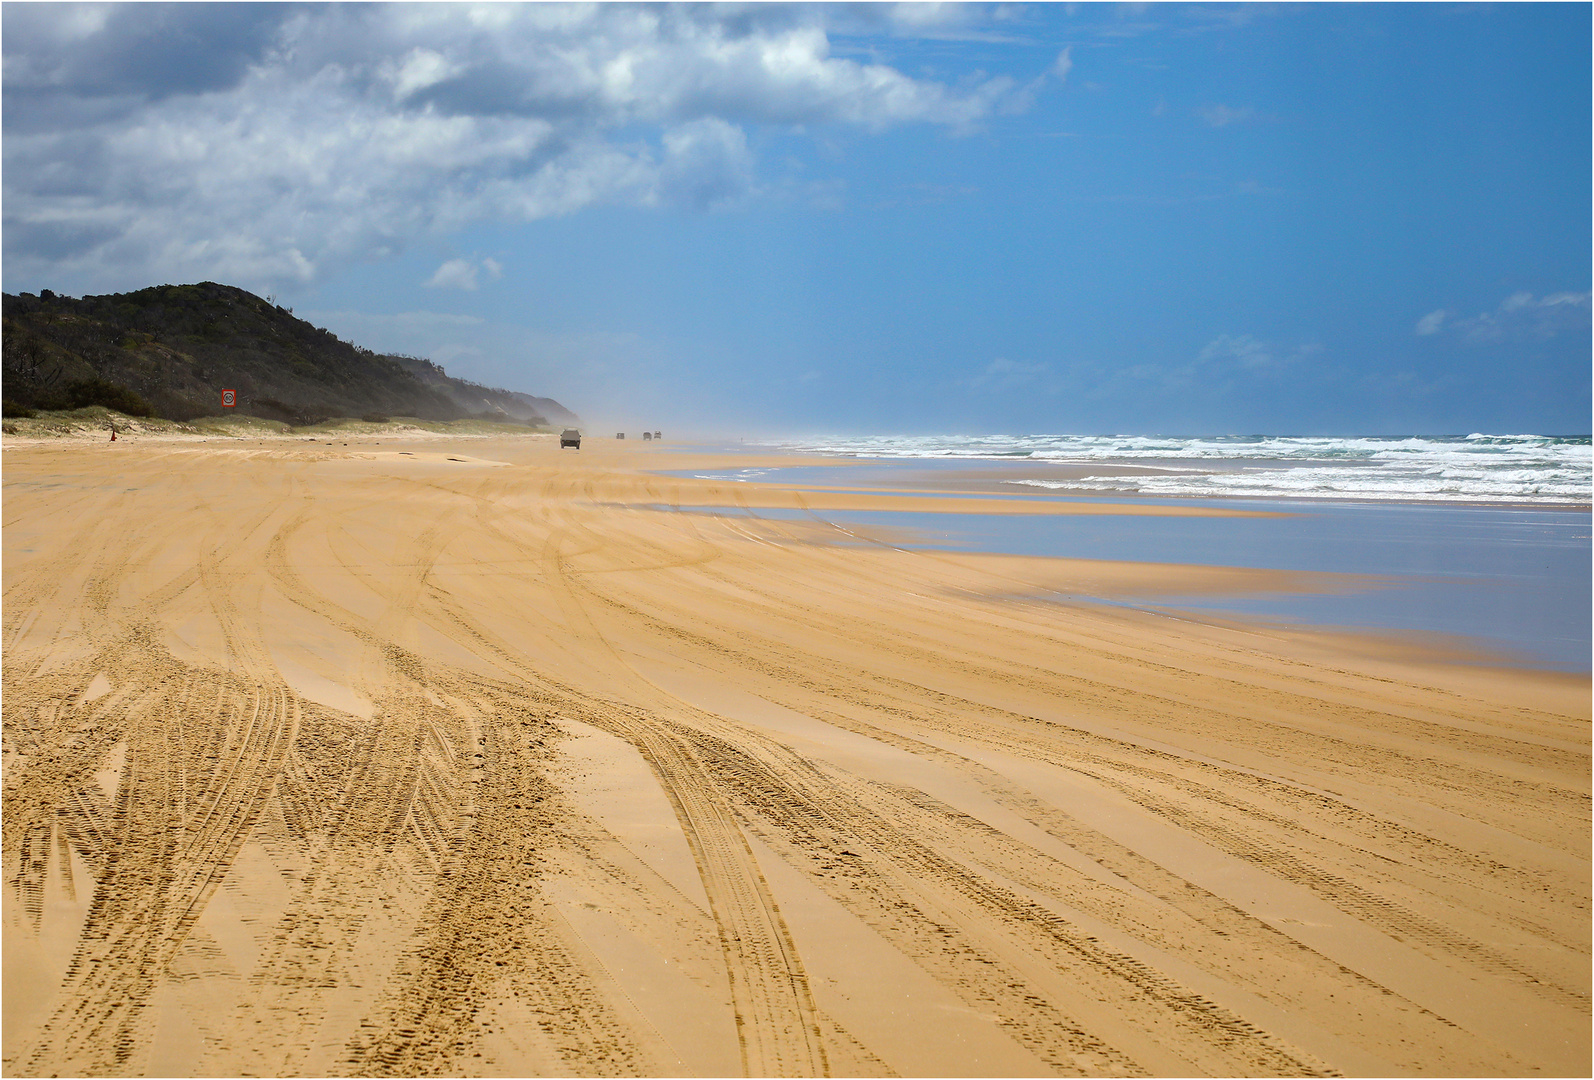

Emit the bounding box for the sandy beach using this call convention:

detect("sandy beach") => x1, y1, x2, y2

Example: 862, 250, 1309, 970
4, 433, 1588, 1077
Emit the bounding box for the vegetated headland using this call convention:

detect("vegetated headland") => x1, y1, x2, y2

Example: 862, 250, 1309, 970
1, 282, 577, 435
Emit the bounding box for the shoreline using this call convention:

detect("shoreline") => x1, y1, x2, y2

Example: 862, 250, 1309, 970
654, 449, 1594, 512
5, 434, 1588, 1076
632, 444, 1591, 673
8, 434, 1586, 668
9, 421, 1588, 509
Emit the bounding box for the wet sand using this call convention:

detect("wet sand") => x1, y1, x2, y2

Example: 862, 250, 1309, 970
4, 435, 1589, 1076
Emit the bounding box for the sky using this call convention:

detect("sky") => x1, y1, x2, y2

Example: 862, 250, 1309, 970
4, 2, 1589, 436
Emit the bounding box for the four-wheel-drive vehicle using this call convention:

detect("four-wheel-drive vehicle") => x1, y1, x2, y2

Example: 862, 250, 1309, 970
560, 428, 581, 449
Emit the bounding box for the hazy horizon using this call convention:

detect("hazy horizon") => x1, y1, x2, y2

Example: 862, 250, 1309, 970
5, 2, 1589, 435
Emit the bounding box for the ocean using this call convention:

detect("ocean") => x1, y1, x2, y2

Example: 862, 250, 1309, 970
759, 432, 1592, 505
666, 433, 1592, 670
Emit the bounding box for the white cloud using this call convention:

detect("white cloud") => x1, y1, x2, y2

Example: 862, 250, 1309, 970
387, 47, 461, 101
1421, 290, 1591, 344
1540, 291, 1590, 307
3, 4, 1034, 291
425, 258, 479, 290
1051, 46, 1074, 81
655, 118, 758, 209
424, 255, 506, 290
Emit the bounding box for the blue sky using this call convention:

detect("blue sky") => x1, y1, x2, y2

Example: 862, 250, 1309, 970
4, 2, 1589, 435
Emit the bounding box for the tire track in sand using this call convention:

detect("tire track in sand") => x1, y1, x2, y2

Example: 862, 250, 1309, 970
257, 504, 650, 1076
13, 642, 299, 1072
419, 485, 831, 1076
469, 515, 1315, 1074
564, 566, 1588, 1014
457, 502, 1310, 1074
517, 501, 1568, 1073
372, 501, 825, 1075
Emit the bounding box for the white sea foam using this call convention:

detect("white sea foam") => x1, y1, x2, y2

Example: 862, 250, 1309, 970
764, 433, 1592, 504
694, 469, 774, 482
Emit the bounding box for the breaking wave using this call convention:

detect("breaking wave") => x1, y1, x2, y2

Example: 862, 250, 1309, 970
765, 433, 1592, 504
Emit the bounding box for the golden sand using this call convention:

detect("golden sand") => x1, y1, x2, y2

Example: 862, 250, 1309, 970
4, 434, 1588, 1076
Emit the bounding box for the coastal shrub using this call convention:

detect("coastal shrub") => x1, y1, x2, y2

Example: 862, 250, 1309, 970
49, 378, 155, 417
149, 394, 216, 423
361, 413, 389, 423
250, 397, 326, 426
2, 399, 36, 418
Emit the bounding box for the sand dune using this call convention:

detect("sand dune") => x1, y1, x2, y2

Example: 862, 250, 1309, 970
4, 435, 1588, 1076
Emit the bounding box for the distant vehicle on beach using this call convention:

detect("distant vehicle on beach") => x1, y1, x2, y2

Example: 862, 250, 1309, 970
654, 431, 662, 440
642, 431, 652, 441
560, 428, 581, 449
616, 432, 625, 439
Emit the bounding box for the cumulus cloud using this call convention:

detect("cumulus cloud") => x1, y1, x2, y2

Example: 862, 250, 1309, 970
2, 3, 282, 111
426, 259, 476, 290
655, 118, 758, 210
1415, 309, 1447, 336
425, 256, 504, 290
386, 47, 463, 101
1419, 290, 1591, 343
1051, 47, 1074, 81
2, 3, 1032, 291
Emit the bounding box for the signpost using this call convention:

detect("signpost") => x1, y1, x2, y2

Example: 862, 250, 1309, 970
221, 390, 236, 408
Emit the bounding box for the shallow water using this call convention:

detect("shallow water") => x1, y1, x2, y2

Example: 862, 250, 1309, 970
662, 460, 1591, 670
821, 502, 1588, 671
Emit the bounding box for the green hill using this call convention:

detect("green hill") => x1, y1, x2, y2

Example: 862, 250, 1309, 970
1, 282, 577, 427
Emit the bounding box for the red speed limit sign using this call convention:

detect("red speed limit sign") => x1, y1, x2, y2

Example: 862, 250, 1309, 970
221, 389, 237, 407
